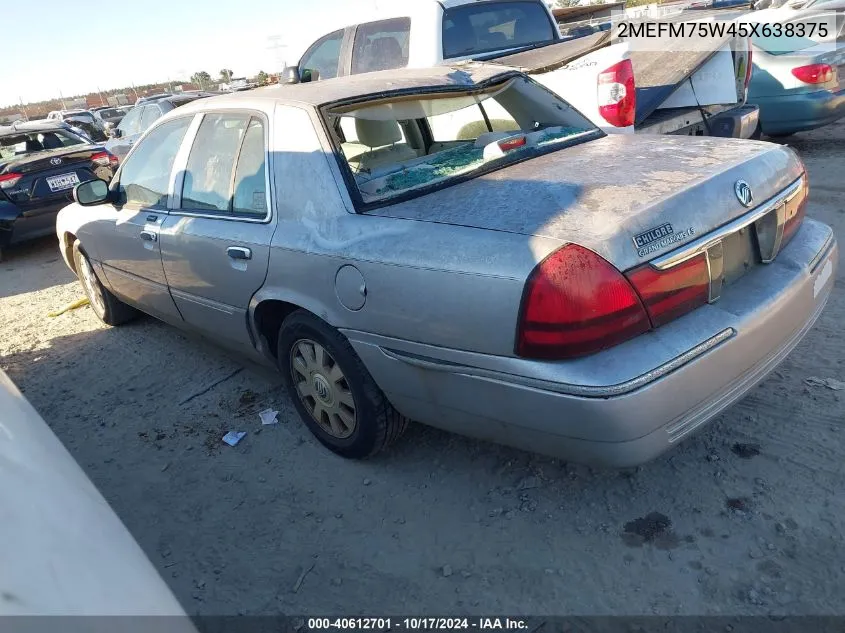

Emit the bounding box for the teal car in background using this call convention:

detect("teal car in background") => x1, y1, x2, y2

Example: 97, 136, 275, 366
748, 34, 845, 136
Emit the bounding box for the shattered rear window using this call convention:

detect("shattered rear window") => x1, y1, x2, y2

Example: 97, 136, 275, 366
326, 75, 598, 206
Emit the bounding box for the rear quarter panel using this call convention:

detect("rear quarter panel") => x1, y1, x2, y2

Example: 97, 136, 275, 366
255, 104, 558, 357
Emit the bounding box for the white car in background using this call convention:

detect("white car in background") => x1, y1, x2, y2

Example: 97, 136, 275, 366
0, 368, 198, 623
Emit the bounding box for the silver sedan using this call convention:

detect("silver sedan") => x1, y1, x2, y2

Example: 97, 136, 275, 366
57, 64, 837, 467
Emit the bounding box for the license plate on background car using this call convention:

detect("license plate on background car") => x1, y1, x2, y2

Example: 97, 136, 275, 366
46, 173, 80, 192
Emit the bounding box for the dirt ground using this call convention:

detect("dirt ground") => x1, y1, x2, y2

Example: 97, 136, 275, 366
1, 122, 844, 617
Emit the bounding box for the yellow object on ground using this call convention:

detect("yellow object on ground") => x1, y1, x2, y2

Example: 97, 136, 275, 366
48, 298, 90, 318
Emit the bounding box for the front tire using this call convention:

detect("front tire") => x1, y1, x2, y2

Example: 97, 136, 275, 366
72, 240, 137, 326
277, 310, 409, 458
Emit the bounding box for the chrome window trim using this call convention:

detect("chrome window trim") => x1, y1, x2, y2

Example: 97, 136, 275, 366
381, 328, 736, 398
167, 109, 274, 225
650, 176, 804, 271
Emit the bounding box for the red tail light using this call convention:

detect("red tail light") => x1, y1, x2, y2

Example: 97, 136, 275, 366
91, 151, 119, 167
598, 59, 636, 128
626, 253, 710, 328
792, 63, 833, 84
782, 172, 809, 246
0, 172, 23, 190
516, 245, 650, 359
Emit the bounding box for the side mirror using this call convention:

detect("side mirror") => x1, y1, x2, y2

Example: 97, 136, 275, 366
281, 66, 301, 84
110, 127, 122, 138
73, 179, 110, 206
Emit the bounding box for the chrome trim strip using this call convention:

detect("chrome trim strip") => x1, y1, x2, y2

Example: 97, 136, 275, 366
666, 291, 831, 441
809, 232, 835, 273
651, 177, 803, 270
381, 328, 736, 398
169, 288, 235, 314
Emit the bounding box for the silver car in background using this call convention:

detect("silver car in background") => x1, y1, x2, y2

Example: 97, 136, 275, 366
57, 64, 837, 467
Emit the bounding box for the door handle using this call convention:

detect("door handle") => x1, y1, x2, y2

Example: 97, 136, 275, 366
227, 246, 252, 260
139, 230, 157, 243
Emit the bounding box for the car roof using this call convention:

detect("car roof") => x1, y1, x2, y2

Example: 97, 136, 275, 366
172, 63, 517, 114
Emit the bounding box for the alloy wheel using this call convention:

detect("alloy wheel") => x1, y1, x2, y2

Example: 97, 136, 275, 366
289, 338, 357, 439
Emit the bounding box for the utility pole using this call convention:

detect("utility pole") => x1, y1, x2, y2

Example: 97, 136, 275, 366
130, 82, 139, 102
267, 35, 289, 77
19, 97, 29, 121
58, 89, 66, 109
97, 86, 106, 106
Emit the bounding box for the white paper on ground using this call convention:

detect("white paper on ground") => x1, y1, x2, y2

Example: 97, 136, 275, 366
259, 409, 279, 425
222, 431, 247, 446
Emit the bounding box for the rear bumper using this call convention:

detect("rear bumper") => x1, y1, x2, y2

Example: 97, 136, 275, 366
755, 88, 845, 135
706, 104, 760, 139
639, 105, 759, 138
346, 219, 837, 467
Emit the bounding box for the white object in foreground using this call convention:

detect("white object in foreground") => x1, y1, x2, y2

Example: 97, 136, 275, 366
222, 430, 247, 446
258, 409, 279, 425
0, 369, 197, 624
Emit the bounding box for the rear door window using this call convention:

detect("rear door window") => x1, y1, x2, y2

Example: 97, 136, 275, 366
350, 18, 411, 73
181, 113, 250, 213
231, 118, 268, 218
118, 117, 192, 208
300, 29, 344, 80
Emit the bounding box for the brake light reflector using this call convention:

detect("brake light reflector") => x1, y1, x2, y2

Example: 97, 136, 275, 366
498, 136, 527, 151
91, 151, 118, 167
516, 245, 651, 359
782, 173, 808, 246
626, 253, 710, 328
791, 63, 833, 84
598, 59, 636, 128
0, 172, 22, 190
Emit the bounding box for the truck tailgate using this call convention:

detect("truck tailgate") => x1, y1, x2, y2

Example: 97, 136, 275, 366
631, 35, 736, 125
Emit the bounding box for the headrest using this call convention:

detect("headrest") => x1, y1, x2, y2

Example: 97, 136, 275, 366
355, 118, 402, 148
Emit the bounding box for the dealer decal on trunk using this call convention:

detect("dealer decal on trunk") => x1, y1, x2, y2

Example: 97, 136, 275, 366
633, 223, 696, 258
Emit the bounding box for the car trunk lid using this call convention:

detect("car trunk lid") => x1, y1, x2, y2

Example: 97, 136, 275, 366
369, 134, 804, 272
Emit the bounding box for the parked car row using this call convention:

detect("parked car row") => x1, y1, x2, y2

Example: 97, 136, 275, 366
55, 56, 837, 466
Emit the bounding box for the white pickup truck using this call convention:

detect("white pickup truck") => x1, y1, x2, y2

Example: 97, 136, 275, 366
285, 0, 759, 137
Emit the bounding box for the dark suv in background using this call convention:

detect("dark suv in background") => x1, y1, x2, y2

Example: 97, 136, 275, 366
105, 93, 215, 160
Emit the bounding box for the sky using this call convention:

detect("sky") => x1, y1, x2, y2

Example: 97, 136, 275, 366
0, 0, 400, 107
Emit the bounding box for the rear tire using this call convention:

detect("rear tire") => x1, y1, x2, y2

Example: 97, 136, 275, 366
72, 240, 137, 326
277, 310, 409, 458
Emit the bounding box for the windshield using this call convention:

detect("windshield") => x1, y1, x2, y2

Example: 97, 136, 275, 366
442, 1, 557, 59
327, 75, 597, 206
0, 129, 87, 160
98, 108, 122, 118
